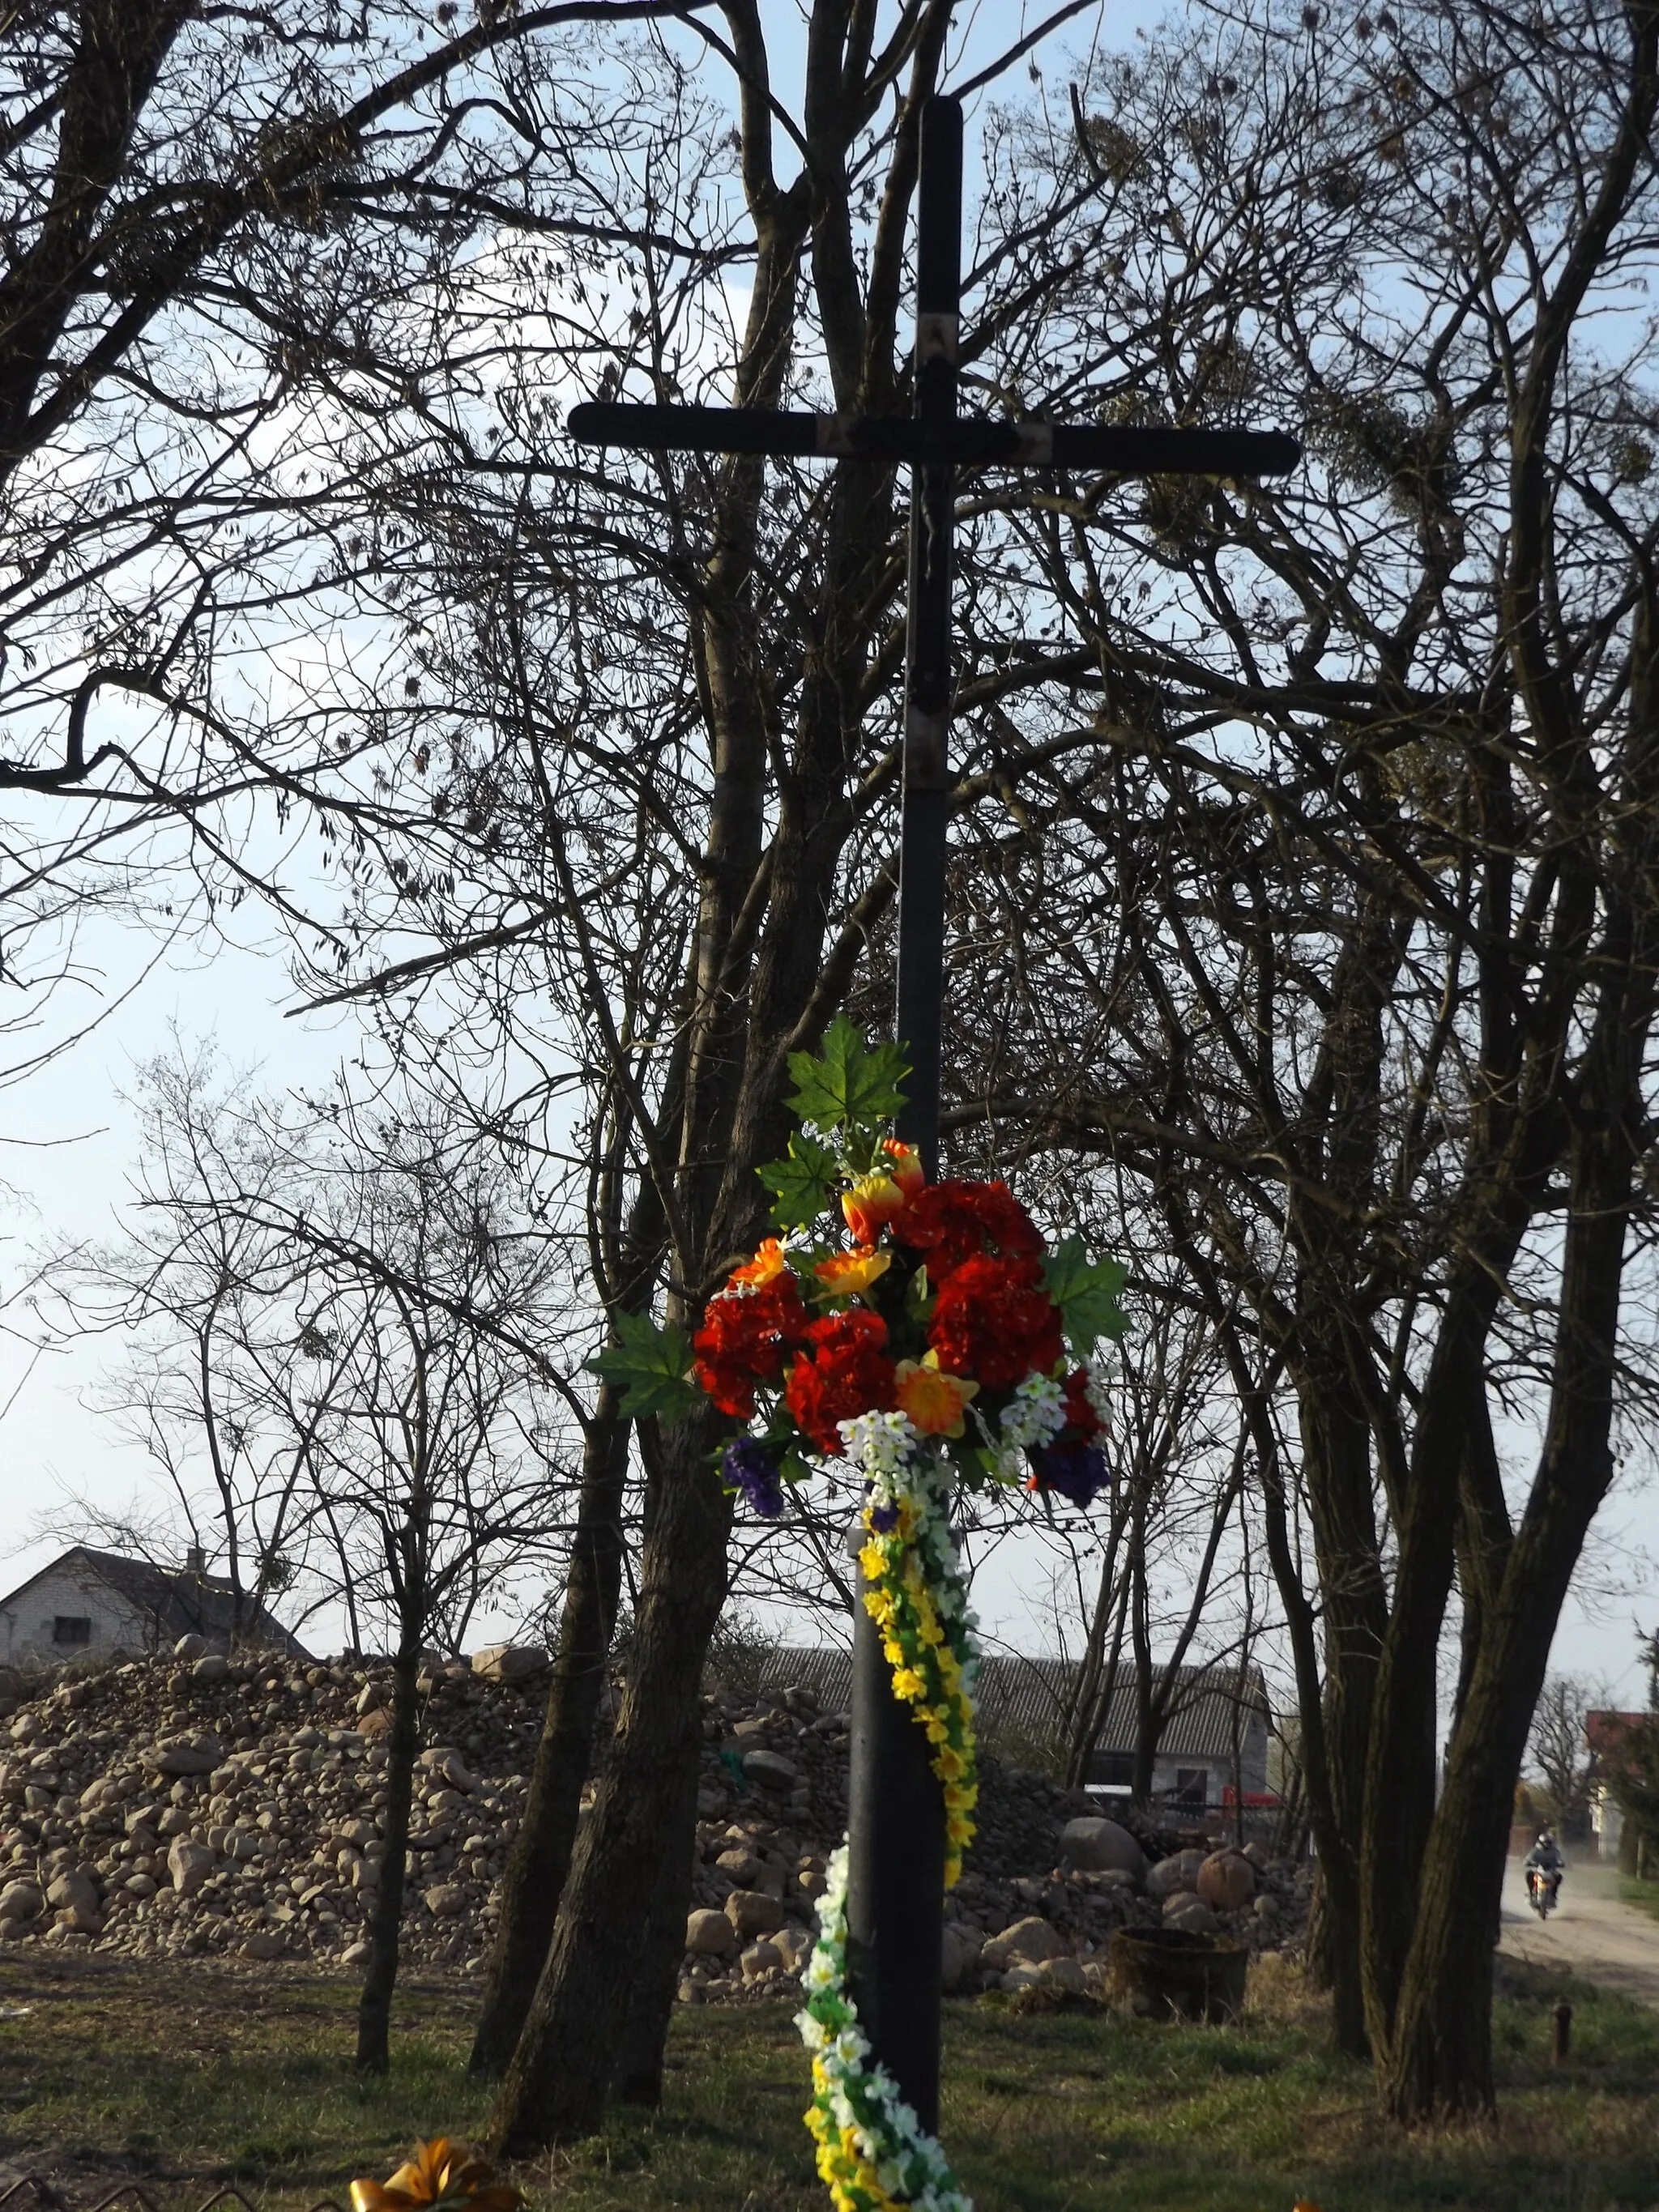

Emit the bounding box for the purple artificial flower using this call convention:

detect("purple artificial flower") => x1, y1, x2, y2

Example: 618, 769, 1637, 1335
723, 1437, 785, 1519
868, 1502, 900, 1533
1031, 1440, 1107, 1509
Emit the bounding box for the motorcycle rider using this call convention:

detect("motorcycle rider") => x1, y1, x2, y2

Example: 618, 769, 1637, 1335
1525, 1827, 1564, 1910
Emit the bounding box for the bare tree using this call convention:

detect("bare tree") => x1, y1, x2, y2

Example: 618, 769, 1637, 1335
53, 1048, 573, 2066
1529, 1676, 1606, 1839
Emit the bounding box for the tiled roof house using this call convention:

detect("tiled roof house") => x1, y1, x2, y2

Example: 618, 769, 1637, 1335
757, 1647, 1273, 1805
0, 1545, 309, 1669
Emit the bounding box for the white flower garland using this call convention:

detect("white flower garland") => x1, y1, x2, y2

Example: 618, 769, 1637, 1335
793, 1370, 1104, 2210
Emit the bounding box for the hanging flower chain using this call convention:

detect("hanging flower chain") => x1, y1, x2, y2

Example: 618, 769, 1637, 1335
591, 1020, 1127, 2212
847, 1431, 979, 1886
800, 1844, 973, 2212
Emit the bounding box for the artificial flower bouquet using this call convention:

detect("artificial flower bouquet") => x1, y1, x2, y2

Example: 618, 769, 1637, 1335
350, 2140, 519, 2212
598, 1021, 1124, 2212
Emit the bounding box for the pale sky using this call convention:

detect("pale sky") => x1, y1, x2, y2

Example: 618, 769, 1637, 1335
1, 0, 1653, 1720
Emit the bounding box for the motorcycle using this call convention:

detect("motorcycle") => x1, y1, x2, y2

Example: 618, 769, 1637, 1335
1528, 1864, 1563, 1919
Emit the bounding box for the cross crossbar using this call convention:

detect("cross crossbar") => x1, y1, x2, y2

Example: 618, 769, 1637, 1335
569, 399, 1299, 477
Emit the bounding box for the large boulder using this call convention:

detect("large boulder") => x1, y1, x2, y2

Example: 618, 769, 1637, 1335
742, 1749, 799, 1792
46, 1869, 100, 1916
1060, 1817, 1145, 1882
471, 1644, 548, 1683
740, 1940, 783, 1981
0, 1880, 43, 1923
725, 1888, 784, 1940
148, 1731, 223, 1777
173, 1634, 208, 1661
982, 1916, 1068, 1973
1034, 1954, 1088, 1997
1162, 1892, 1221, 1937
421, 1749, 477, 1794
941, 1923, 984, 1992
167, 1839, 215, 1896
1146, 1848, 1208, 1899
686, 1907, 737, 1958
192, 1653, 230, 1685
1196, 1850, 1256, 1912
422, 1884, 468, 1918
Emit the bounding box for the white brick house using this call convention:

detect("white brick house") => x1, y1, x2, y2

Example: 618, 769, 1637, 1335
0, 1545, 309, 1668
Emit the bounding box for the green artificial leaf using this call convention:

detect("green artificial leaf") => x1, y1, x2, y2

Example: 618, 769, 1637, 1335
949, 1438, 1003, 1490
778, 1447, 816, 1490
786, 1016, 910, 1137
1043, 1238, 1129, 1357
758, 1132, 840, 1229
589, 1310, 702, 1419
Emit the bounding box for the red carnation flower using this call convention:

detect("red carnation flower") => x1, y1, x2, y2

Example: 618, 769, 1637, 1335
784, 1308, 898, 1455
896, 1178, 1045, 1281
1060, 1367, 1102, 1443
693, 1274, 809, 1418
928, 1252, 1064, 1391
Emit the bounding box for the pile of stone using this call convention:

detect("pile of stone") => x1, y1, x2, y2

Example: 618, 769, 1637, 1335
680, 1740, 1307, 2010
0, 1649, 1307, 2005
0, 1643, 548, 1971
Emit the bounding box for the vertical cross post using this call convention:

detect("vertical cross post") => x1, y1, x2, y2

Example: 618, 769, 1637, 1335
846, 95, 962, 2137
893, 93, 961, 1184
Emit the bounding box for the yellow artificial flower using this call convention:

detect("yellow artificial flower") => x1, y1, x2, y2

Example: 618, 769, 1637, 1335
730, 1236, 788, 1288
842, 1172, 909, 1243
859, 1541, 887, 1583
881, 1137, 926, 1196
893, 1353, 980, 1438
892, 1665, 925, 1700
350, 2142, 518, 2212
816, 1247, 893, 1301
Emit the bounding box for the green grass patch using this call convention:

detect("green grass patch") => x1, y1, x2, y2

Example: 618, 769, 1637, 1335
1, 1950, 1657, 2211
1618, 1874, 1659, 1924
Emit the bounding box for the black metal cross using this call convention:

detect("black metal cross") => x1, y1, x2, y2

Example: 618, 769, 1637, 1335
571, 94, 1298, 2146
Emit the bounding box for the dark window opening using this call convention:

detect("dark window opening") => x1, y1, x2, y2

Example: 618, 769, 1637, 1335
53, 1616, 92, 1646
1174, 1767, 1208, 1805
1088, 1750, 1135, 1788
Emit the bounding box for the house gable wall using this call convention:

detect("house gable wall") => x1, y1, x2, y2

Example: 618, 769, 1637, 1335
0, 1561, 156, 1667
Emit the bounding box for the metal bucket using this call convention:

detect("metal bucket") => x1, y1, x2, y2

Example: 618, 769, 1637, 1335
1107, 1925, 1248, 2024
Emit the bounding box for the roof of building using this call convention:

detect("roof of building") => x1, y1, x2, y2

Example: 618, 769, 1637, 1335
0, 1545, 310, 1658
1587, 1709, 1651, 1758
757, 1647, 1270, 1762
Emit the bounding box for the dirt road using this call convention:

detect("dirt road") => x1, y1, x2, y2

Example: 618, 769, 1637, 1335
1499, 1856, 1659, 2007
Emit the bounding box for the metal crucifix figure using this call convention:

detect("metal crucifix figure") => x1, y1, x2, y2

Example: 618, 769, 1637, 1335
570, 93, 1298, 2142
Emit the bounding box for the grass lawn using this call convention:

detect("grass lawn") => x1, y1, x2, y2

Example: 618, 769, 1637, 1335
2, 1949, 1657, 2212
1618, 1875, 1659, 1924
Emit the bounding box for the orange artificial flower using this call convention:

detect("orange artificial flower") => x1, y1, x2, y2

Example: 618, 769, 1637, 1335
894, 1353, 980, 1438
881, 1138, 926, 1196
842, 1173, 908, 1245
816, 1247, 892, 1301
731, 1237, 789, 1288
350, 2140, 519, 2212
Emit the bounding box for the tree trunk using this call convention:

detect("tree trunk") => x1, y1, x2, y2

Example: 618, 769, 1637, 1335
612, 1752, 703, 2107
487, 1409, 731, 2150
1377, 1099, 1640, 2117
468, 1389, 631, 2076
1294, 1370, 1385, 2060
356, 1633, 420, 2071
